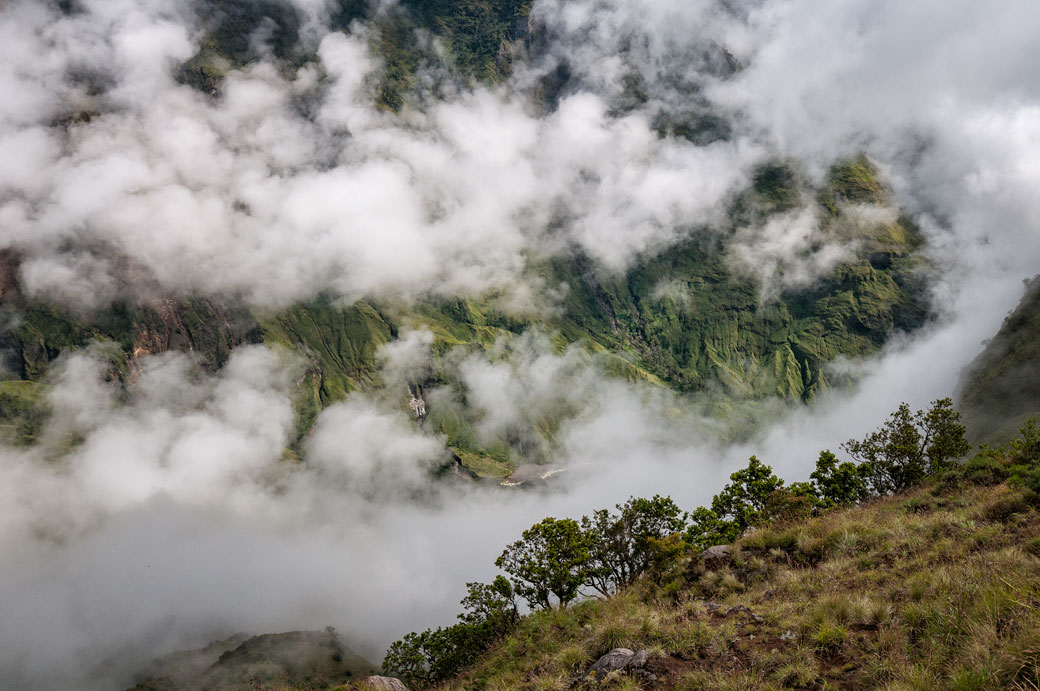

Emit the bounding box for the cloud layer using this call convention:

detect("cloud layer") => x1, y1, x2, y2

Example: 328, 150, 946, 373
2, 0, 1040, 689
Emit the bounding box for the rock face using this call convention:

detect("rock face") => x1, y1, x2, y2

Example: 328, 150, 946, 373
583, 648, 651, 681
363, 676, 410, 690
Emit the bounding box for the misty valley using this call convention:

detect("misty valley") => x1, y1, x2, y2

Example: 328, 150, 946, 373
1, 1, 1039, 690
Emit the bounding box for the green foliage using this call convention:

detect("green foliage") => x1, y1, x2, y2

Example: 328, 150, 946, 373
383, 576, 520, 687
257, 297, 394, 404
823, 153, 886, 212
401, 0, 532, 82
810, 449, 871, 507
581, 495, 687, 596
763, 486, 817, 523
686, 456, 784, 548
712, 456, 785, 530
0, 379, 48, 445
496, 517, 594, 610
1009, 415, 1040, 463
843, 398, 971, 495
6, 303, 91, 379
382, 622, 489, 686
458, 576, 519, 635
1007, 417, 1040, 497
962, 446, 1011, 486
546, 204, 926, 401
752, 162, 801, 214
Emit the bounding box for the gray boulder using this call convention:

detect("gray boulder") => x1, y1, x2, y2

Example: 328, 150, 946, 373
583, 648, 651, 681
363, 676, 410, 691
699, 544, 732, 567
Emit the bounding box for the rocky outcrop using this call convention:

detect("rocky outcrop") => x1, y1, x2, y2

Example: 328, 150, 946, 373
362, 676, 410, 690
132, 297, 260, 372
581, 648, 653, 683
699, 544, 733, 568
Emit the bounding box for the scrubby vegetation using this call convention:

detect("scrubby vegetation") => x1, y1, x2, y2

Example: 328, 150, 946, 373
373, 404, 1040, 690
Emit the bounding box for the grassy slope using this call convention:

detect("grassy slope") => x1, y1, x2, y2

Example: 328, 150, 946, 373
958, 276, 1040, 445
416, 482, 1039, 691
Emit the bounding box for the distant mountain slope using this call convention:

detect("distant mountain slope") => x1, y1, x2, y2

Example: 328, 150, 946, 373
957, 275, 1040, 444
127, 629, 375, 691
0, 155, 928, 471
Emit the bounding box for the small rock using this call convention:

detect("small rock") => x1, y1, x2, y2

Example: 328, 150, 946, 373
699, 544, 733, 567
780, 630, 798, 641
363, 676, 410, 691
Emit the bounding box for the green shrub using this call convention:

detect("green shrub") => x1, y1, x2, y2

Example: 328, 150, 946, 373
982, 494, 1032, 522
843, 398, 971, 495
810, 450, 870, 506
581, 495, 686, 596
963, 448, 1010, 486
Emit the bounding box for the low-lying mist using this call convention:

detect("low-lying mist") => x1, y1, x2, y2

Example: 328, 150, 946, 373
2, 0, 1040, 689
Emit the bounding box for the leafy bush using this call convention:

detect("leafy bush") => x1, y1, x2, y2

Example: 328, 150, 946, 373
382, 621, 494, 685
843, 398, 970, 495
963, 447, 1011, 486
810, 449, 871, 506
581, 495, 686, 596
763, 486, 816, 523
383, 577, 519, 685
1007, 417, 1040, 500
686, 456, 784, 548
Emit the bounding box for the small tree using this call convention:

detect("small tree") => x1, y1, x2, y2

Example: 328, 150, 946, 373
496, 517, 593, 610
685, 456, 784, 549
712, 455, 785, 528
458, 576, 519, 636
842, 398, 970, 495
810, 450, 871, 507
581, 495, 686, 596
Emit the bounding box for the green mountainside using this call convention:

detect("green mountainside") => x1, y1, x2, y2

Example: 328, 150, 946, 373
0, 155, 927, 471
8, 3, 930, 471
0, 164, 925, 471
957, 276, 1040, 444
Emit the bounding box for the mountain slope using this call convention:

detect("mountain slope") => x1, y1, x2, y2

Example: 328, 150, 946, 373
415, 482, 1039, 691
128, 629, 375, 691
957, 276, 1040, 444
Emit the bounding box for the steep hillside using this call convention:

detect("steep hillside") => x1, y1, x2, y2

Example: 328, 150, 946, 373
380, 482, 1039, 691
958, 276, 1040, 445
